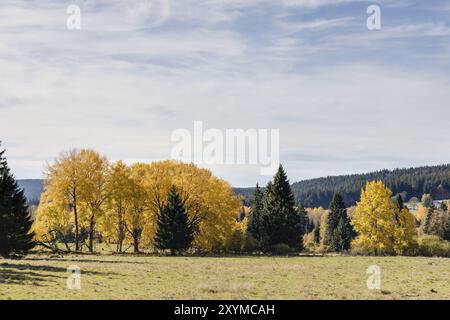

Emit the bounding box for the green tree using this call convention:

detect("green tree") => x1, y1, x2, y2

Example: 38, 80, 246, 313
443, 214, 450, 241
313, 223, 321, 244
325, 193, 353, 251
247, 183, 263, 241
395, 194, 404, 210
154, 185, 194, 255
424, 203, 436, 234
330, 217, 352, 251
259, 165, 304, 252
422, 194, 433, 208
0, 143, 35, 257
439, 201, 448, 213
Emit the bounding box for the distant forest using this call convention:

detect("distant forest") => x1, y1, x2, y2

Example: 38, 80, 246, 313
235, 164, 450, 208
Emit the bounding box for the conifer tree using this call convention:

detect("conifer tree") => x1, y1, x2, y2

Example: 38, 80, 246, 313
154, 185, 194, 255
424, 203, 436, 234
259, 165, 304, 252
0, 143, 35, 257
396, 194, 404, 210
443, 214, 450, 242
313, 223, 321, 244
439, 201, 448, 213
247, 183, 264, 241
325, 194, 353, 252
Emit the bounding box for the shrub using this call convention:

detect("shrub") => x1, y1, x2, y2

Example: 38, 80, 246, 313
270, 243, 292, 255
242, 234, 259, 253
417, 235, 450, 257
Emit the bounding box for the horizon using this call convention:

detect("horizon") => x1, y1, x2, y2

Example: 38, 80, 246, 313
14, 160, 450, 188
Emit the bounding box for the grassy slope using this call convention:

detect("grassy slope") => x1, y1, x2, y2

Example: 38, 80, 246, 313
1, 254, 449, 300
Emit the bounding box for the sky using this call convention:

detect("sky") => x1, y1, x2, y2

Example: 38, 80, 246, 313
1, 0, 450, 187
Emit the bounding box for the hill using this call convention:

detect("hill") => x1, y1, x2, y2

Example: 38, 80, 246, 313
236, 164, 450, 208
17, 179, 43, 205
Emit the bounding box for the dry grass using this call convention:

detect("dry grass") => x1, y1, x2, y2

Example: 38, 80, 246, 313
1, 253, 450, 299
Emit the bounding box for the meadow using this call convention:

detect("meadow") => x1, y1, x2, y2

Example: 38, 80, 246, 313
1, 253, 449, 300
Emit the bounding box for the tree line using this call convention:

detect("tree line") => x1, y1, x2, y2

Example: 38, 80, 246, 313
236, 164, 450, 208
1, 143, 450, 257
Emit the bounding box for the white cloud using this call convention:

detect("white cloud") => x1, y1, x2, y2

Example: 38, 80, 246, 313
1, 0, 450, 187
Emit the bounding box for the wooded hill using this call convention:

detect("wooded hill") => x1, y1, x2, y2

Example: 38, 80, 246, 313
236, 164, 450, 208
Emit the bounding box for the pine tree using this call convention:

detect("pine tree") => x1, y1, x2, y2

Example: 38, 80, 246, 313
439, 201, 448, 213
247, 183, 264, 241
422, 194, 433, 208
444, 214, 450, 242
154, 185, 194, 255
259, 165, 304, 252
313, 223, 321, 244
330, 217, 352, 251
326, 193, 352, 252
396, 194, 404, 210
424, 203, 436, 234
0, 143, 35, 257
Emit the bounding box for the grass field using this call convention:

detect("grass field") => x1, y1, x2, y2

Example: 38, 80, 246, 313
1, 254, 449, 300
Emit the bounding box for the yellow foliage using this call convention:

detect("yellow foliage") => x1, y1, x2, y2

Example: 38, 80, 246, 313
352, 181, 416, 255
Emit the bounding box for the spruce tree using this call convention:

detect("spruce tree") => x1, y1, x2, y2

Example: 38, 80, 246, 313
439, 201, 448, 213
259, 165, 304, 252
313, 223, 321, 244
424, 203, 436, 234
444, 214, 450, 241
0, 143, 35, 257
326, 193, 352, 252
154, 185, 194, 255
247, 183, 264, 241
395, 194, 404, 210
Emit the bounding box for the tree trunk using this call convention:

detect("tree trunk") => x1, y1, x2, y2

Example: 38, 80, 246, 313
117, 209, 124, 253
73, 197, 79, 252
133, 228, 140, 253
89, 215, 95, 253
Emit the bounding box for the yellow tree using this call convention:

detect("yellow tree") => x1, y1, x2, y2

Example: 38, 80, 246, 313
125, 163, 151, 253
139, 161, 241, 252
38, 150, 85, 251
102, 160, 132, 252
78, 150, 110, 253
352, 181, 416, 255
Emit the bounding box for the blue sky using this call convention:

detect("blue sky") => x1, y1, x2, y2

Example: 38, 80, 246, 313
1, 0, 450, 186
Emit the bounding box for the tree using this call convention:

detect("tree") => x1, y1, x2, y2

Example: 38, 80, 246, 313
313, 223, 321, 244
422, 194, 433, 208
154, 185, 194, 255
259, 165, 304, 251
325, 194, 353, 252
352, 181, 416, 255
439, 201, 448, 213
443, 214, 450, 241
78, 150, 110, 253
424, 203, 436, 234
247, 183, 263, 241
141, 161, 240, 252
104, 161, 132, 252
0, 143, 35, 257
330, 217, 350, 252
40, 150, 85, 251
395, 194, 404, 211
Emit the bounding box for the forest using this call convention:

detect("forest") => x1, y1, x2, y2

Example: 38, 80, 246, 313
236, 164, 450, 208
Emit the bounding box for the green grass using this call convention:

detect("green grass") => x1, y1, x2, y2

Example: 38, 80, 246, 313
1, 254, 449, 299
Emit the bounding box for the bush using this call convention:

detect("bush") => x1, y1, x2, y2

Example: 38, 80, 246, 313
418, 235, 450, 257
270, 243, 292, 255
242, 234, 259, 253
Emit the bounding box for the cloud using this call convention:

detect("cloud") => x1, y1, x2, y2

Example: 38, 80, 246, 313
1, 0, 450, 187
